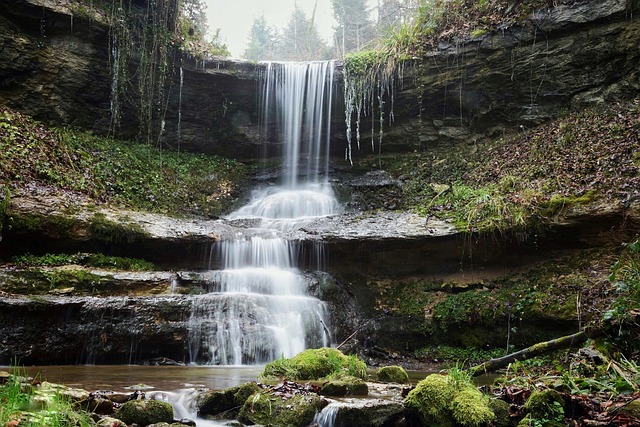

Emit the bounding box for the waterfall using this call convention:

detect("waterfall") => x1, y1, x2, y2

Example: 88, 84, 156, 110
187, 61, 339, 365
313, 402, 340, 427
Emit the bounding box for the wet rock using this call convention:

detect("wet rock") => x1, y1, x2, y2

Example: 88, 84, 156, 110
141, 357, 185, 366
84, 390, 136, 414
114, 399, 174, 426
146, 423, 195, 427
238, 392, 327, 427
38, 381, 90, 402
488, 398, 511, 427
96, 417, 127, 427
86, 397, 115, 415
319, 376, 369, 397
324, 399, 405, 427
195, 382, 262, 418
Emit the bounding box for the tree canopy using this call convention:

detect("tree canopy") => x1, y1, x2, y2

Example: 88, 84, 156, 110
244, 6, 330, 61
331, 0, 376, 57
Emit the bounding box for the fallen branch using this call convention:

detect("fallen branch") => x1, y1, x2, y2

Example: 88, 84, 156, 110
469, 329, 601, 376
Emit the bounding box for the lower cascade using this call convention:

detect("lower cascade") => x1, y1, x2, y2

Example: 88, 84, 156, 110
187, 237, 332, 365
187, 61, 340, 365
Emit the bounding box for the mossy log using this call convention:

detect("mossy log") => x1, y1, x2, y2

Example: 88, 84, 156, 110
469, 329, 600, 376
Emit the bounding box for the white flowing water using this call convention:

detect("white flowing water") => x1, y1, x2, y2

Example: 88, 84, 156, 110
313, 402, 340, 427
188, 62, 340, 365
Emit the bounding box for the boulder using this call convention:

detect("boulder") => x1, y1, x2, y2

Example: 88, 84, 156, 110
195, 382, 261, 418
319, 376, 369, 397
238, 392, 327, 427
376, 366, 410, 384
114, 399, 174, 426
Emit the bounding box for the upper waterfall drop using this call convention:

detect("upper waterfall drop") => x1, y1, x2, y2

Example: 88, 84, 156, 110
228, 61, 341, 226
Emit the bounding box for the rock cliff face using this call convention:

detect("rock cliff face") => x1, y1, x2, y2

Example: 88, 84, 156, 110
1, 0, 639, 364
2, 0, 638, 160
363, 0, 640, 155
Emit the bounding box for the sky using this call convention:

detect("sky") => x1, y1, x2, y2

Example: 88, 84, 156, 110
204, 0, 375, 58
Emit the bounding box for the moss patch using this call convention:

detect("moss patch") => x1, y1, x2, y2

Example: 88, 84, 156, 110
405, 373, 494, 427
196, 382, 261, 418
261, 348, 368, 381
384, 99, 640, 234
319, 376, 369, 396
0, 107, 248, 217
114, 399, 173, 425
12, 252, 154, 271
238, 392, 326, 427
376, 365, 410, 384
524, 389, 565, 425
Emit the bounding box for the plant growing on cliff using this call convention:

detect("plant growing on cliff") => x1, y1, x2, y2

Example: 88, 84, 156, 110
0, 108, 248, 216
107, 0, 229, 142
0, 187, 9, 236
12, 252, 154, 271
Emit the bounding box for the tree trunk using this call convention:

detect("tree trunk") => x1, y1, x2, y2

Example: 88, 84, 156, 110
469, 329, 601, 376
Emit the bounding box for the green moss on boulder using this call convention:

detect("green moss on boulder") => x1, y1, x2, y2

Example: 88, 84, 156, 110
238, 392, 327, 427
451, 388, 495, 427
523, 389, 565, 426
404, 374, 457, 427
487, 398, 511, 427
616, 399, 640, 418
115, 399, 173, 426
404, 373, 495, 427
376, 365, 409, 384
261, 348, 367, 381
196, 382, 261, 418
319, 375, 369, 396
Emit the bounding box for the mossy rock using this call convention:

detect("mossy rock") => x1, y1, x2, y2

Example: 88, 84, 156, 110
115, 399, 174, 426
330, 401, 405, 427
487, 398, 511, 427
376, 365, 409, 384
261, 347, 367, 381
238, 392, 327, 427
319, 375, 369, 396
616, 399, 640, 418
524, 388, 565, 422
404, 374, 457, 427
196, 382, 261, 418
405, 374, 495, 427
450, 388, 495, 427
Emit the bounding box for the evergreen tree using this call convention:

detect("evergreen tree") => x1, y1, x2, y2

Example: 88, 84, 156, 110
378, 0, 420, 29
278, 4, 329, 61
331, 0, 375, 57
244, 15, 278, 60
180, 0, 208, 37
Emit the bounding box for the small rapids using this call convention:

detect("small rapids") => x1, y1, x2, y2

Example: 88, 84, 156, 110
313, 402, 340, 427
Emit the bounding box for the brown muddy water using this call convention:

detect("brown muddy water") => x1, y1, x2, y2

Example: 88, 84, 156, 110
1, 365, 264, 392
2, 365, 433, 392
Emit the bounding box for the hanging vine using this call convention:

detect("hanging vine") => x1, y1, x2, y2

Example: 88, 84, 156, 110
107, 0, 179, 146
